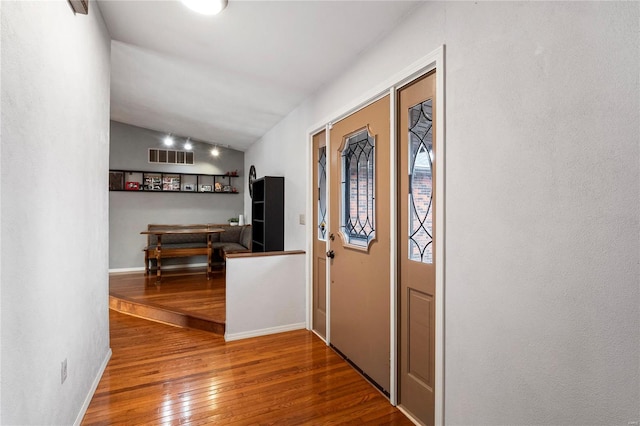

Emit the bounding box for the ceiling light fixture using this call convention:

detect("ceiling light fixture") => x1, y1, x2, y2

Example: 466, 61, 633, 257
181, 0, 228, 15
164, 134, 174, 146
184, 138, 192, 150
211, 146, 220, 157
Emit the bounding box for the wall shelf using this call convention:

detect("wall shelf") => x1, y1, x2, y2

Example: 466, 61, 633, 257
109, 169, 240, 194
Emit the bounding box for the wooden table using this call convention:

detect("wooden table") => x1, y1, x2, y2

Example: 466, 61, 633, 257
140, 228, 225, 283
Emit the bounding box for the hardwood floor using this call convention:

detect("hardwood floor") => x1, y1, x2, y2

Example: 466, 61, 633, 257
82, 310, 412, 425
109, 269, 226, 334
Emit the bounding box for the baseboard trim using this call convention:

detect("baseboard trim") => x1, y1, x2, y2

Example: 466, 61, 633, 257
109, 263, 208, 274
224, 322, 306, 342
74, 348, 112, 426
397, 405, 423, 426
311, 329, 327, 344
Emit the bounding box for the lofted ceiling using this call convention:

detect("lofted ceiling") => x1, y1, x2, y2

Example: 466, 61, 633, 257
97, 0, 420, 151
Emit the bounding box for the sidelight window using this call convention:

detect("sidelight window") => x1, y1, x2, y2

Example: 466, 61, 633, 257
318, 146, 327, 240
408, 99, 433, 263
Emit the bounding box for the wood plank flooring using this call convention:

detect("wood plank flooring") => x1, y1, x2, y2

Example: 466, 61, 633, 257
82, 310, 413, 425
109, 269, 226, 334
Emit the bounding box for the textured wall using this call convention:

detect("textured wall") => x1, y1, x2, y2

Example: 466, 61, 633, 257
109, 121, 245, 269
226, 253, 306, 340
1, 1, 111, 424
245, 2, 640, 424
442, 3, 639, 424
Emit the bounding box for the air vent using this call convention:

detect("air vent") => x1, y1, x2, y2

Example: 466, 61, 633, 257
149, 149, 194, 165
68, 0, 88, 15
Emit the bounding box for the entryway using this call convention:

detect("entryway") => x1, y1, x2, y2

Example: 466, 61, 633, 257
310, 47, 444, 426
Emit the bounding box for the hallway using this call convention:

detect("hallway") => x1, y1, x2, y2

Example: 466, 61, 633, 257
82, 311, 412, 425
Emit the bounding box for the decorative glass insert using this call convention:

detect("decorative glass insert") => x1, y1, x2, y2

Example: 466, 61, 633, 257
318, 146, 327, 240
340, 129, 375, 248
408, 99, 433, 263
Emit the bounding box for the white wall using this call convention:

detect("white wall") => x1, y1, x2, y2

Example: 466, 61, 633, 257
0, 1, 3, 418
245, 2, 640, 424
225, 253, 306, 341
243, 105, 310, 250
109, 121, 245, 270
1, 1, 111, 424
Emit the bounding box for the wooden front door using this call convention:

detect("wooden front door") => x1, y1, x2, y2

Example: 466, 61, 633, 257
312, 130, 328, 339
398, 71, 437, 425
328, 96, 391, 393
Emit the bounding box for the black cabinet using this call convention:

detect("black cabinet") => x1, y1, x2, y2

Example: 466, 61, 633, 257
251, 176, 284, 252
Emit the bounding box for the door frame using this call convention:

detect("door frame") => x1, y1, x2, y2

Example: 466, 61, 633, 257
306, 45, 445, 425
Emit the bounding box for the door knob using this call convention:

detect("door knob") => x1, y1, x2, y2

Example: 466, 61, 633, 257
326, 250, 335, 259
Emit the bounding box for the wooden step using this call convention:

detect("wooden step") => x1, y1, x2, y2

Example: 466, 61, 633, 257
109, 294, 225, 335
108, 269, 226, 336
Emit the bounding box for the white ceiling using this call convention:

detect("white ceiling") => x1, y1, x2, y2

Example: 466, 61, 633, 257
97, 0, 420, 151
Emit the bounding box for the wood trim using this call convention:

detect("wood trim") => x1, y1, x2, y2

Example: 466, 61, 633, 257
147, 223, 210, 228
149, 247, 209, 258
226, 250, 305, 259
147, 223, 251, 228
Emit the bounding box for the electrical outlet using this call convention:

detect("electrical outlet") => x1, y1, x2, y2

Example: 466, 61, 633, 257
299, 214, 305, 225
61, 358, 67, 384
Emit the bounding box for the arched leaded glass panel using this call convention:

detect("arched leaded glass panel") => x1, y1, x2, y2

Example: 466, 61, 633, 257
340, 129, 375, 249
318, 146, 327, 240
409, 99, 433, 263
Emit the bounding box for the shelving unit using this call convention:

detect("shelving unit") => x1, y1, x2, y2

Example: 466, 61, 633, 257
251, 176, 284, 252
109, 170, 240, 194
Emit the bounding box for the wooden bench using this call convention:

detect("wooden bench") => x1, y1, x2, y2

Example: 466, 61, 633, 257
142, 224, 252, 279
